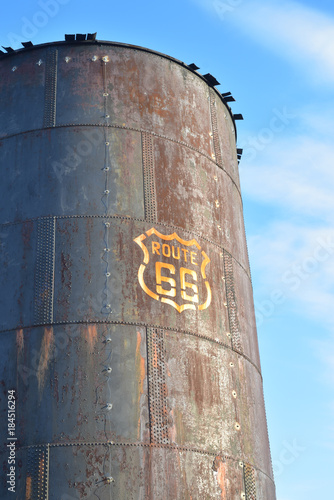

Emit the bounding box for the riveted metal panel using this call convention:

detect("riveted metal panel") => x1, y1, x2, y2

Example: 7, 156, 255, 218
52, 217, 229, 344
55, 45, 215, 157
162, 330, 241, 455
0, 325, 149, 447
0, 128, 144, 224
153, 136, 249, 271
0, 49, 46, 138
0, 221, 36, 331
46, 444, 245, 500
237, 357, 273, 476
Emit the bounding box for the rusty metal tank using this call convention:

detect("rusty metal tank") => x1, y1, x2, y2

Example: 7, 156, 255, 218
0, 37, 276, 499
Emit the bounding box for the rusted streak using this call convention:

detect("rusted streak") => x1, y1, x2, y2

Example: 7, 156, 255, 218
86, 324, 98, 353
136, 330, 146, 439
37, 326, 54, 395
213, 456, 227, 499
16, 328, 24, 356
25, 476, 32, 499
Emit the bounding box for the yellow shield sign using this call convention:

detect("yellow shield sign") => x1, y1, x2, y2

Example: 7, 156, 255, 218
134, 228, 212, 313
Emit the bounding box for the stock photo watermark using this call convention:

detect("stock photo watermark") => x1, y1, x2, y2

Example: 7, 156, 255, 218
255, 236, 334, 326
52, 128, 105, 183
7, 0, 71, 47
213, 0, 243, 20
272, 439, 306, 478
242, 107, 296, 162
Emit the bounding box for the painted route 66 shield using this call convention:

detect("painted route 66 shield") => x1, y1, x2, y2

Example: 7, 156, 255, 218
134, 228, 212, 313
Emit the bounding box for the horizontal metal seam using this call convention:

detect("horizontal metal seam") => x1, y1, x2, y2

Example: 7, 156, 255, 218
0, 320, 262, 377
0, 214, 251, 281
17, 441, 274, 484
0, 124, 241, 198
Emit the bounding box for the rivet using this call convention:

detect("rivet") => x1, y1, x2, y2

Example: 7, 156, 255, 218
224, 302, 227, 307
105, 272, 111, 277
215, 200, 220, 208
103, 92, 109, 97
36, 59, 43, 66
103, 166, 110, 171
214, 176, 218, 181
104, 248, 110, 252
106, 403, 113, 410
102, 56, 109, 62
104, 190, 110, 195
12, 66, 17, 72
106, 476, 115, 484
104, 222, 110, 227
105, 142, 110, 146
235, 422, 241, 431
241, 494, 246, 499
209, 132, 213, 137
65, 57, 70, 63
105, 114, 110, 119
106, 367, 112, 373
239, 461, 244, 468
226, 332, 231, 338
92, 56, 98, 61
211, 153, 216, 159
105, 337, 112, 343
232, 390, 237, 398
217, 225, 222, 230
229, 362, 234, 367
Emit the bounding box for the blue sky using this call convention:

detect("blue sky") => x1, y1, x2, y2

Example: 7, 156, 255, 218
2, 0, 334, 498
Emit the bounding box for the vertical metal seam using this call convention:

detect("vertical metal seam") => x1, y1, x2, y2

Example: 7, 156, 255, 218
50, 217, 56, 324
209, 88, 223, 166
142, 132, 157, 223
43, 49, 58, 128
223, 249, 243, 353
146, 327, 169, 445
45, 444, 50, 500
34, 218, 56, 324
244, 463, 257, 500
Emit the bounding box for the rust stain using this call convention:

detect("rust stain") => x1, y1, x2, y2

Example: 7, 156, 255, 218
86, 325, 98, 352
37, 326, 54, 395
16, 328, 24, 356
22, 220, 34, 248
136, 330, 145, 439
25, 476, 32, 499
213, 456, 227, 499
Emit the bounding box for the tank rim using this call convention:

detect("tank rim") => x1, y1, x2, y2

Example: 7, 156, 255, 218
0, 38, 240, 140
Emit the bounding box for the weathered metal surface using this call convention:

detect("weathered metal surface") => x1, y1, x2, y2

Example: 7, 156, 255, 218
0, 40, 275, 499
0, 127, 144, 223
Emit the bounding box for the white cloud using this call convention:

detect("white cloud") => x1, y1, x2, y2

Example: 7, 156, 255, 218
240, 106, 334, 329
200, 0, 334, 84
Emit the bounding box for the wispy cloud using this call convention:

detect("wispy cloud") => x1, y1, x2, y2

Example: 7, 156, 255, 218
199, 0, 334, 84
240, 133, 334, 219
240, 106, 334, 329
